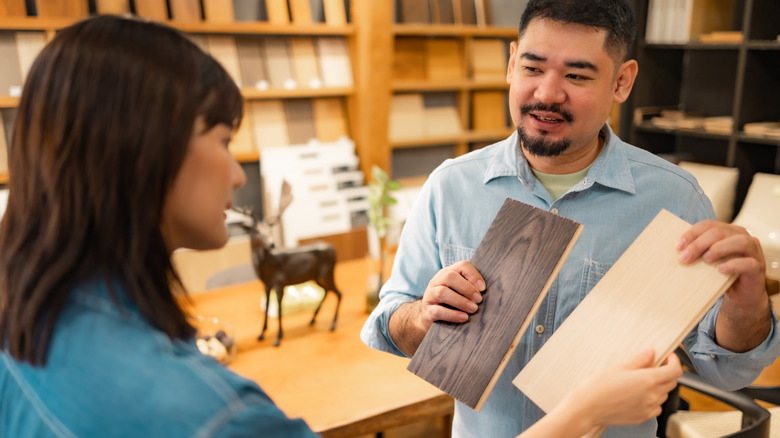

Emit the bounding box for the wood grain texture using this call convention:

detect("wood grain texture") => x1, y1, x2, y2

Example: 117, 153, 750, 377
236, 37, 268, 89
34, 0, 87, 18
392, 37, 426, 81
312, 97, 348, 142
408, 198, 583, 410
207, 35, 243, 86
322, 0, 346, 26
0, 33, 23, 96
469, 38, 506, 81
95, 0, 129, 14
425, 38, 464, 81
289, 0, 312, 24
316, 37, 353, 88
430, 0, 454, 24
0, 0, 26, 17
265, 0, 290, 24
15, 32, 46, 83
133, 0, 168, 21
169, 0, 202, 22
203, 0, 234, 23
285, 99, 316, 145
471, 91, 506, 131
514, 209, 737, 419
289, 37, 321, 89
400, 0, 430, 24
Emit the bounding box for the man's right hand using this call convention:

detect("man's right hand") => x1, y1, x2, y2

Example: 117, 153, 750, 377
389, 261, 486, 356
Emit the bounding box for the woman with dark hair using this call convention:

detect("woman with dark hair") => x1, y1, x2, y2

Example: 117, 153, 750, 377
0, 13, 680, 438
0, 15, 316, 437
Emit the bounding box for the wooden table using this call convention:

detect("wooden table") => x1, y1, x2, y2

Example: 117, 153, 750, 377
185, 258, 453, 437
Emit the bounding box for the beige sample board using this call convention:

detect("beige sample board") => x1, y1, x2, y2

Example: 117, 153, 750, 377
263, 37, 295, 89
425, 39, 464, 81
389, 93, 425, 142
470, 39, 507, 81
14, 32, 46, 83
0, 33, 23, 96
250, 100, 289, 150
312, 97, 348, 142
95, 0, 129, 14
316, 37, 353, 88
34, 0, 87, 18
289, 37, 321, 89
203, 0, 234, 22
169, 0, 202, 22
408, 198, 583, 410
285, 99, 316, 145
206, 35, 243, 86
472, 91, 507, 131
514, 209, 737, 426
265, 0, 290, 24
133, 0, 168, 21
236, 37, 268, 89
322, 0, 346, 25
288, 0, 312, 24
230, 103, 256, 156
0, 0, 27, 17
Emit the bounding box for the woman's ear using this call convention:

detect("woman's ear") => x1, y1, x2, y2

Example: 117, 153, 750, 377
613, 59, 638, 104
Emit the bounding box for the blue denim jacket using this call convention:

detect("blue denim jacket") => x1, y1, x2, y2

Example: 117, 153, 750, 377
1, 279, 317, 438
361, 125, 780, 438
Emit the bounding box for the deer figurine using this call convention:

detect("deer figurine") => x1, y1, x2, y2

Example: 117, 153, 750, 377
236, 182, 342, 347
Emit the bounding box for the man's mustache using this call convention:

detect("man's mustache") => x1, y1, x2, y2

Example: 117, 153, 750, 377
520, 103, 574, 123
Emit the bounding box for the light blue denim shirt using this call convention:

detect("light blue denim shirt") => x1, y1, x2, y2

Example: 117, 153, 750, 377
361, 125, 780, 438
1, 278, 318, 438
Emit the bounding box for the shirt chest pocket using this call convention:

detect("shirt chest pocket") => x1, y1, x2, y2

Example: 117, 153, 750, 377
579, 259, 613, 301
442, 243, 476, 267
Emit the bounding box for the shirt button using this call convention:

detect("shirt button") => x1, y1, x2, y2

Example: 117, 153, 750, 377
582, 177, 588, 185
550, 208, 559, 215
535, 324, 545, 334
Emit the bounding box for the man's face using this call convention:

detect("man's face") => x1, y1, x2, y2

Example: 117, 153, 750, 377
507, 18, 625, 161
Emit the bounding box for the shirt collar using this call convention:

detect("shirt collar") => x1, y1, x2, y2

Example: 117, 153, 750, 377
484, 125, 637, 195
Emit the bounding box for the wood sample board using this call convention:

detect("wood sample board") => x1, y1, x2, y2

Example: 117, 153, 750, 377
408, 198, 583, 410
0, 0, 26, 17
514, 209, 737, 422
203, 0, 234, 23
133, 0, 168, 21
34, 0, 87, 18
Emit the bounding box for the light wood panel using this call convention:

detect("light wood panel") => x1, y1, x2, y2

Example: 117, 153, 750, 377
312, 97, 348, 142
322, 0, 346, 26
0, 33, 23, 96
14, 31, 46, 83
514, 210, 737, 430
469, 38, 506, 81
285, 99, 316, 145
95, 0, 129, 14
169, 0, 202, 23
203, 0, 234, 23
34, 0, 87, 18
230, 103, 256, 156
250, 99, 289, 150
289, 37, 321, 89
133, 0, 168, 21
425, 39, 464, 81
472, 91, 507, 131
316, 37, 353, 88
389, 93, 425, 142
289, 0, 312, 24
265, 0, 290, 24
263, 37, 295, 89
408, 198, 583, 410
206, 35, 243, 86
236, 37, 268, 89
0, 0, 26, 17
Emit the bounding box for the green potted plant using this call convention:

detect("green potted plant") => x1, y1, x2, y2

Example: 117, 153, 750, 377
366, 165, 402, 312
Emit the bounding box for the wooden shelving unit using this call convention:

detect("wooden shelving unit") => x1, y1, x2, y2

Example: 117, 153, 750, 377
628, 0, 780, 214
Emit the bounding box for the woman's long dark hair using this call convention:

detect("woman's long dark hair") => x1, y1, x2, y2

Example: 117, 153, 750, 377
0, 15, 243, 365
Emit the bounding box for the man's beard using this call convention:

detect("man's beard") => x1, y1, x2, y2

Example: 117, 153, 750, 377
517, 103, 574, 158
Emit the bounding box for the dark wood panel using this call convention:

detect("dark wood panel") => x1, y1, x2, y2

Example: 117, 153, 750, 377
408, 198, 582, 410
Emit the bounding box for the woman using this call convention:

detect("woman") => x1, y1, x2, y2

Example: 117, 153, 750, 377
0, 15, 680, 438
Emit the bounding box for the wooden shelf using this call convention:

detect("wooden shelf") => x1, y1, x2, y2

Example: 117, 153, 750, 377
233, 151, 260, 163
392, 24, 516, 38
241, 87, 353, 100
391, 129, 513, 149
392, 80, 507, 92
0, 96, 19, 108
0, 172, 8, 184
0, 17, 354, 36
636, 122, 732, 140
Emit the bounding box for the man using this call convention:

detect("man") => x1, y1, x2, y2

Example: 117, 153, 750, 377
361, 1, 780, 437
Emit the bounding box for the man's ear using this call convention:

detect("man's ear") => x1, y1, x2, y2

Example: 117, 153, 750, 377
507, 41, 518, 84
613, 59, 638, 104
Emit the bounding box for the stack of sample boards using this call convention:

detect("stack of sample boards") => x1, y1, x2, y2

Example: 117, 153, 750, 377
396, 0, 528, 27
409, 203, 736, 438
